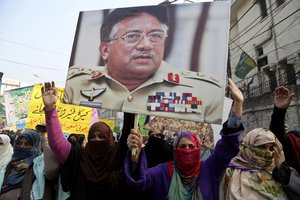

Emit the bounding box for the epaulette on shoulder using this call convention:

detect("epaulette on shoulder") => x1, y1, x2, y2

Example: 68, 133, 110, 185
67, 66, 105, 80
181, 71, 222, 87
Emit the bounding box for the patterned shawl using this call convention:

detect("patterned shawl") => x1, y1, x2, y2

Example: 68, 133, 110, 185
219, 128, 287, 200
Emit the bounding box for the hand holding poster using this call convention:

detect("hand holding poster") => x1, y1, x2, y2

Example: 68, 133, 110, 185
63, 2, 230, 124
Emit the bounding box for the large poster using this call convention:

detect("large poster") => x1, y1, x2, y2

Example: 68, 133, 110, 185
63, 2, 230, 124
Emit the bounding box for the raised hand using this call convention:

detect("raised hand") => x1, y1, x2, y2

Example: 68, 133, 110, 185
41, 81, 58, 111
228, 78, 244, 116
228, 78, 244, 104
274, 86, 293, 109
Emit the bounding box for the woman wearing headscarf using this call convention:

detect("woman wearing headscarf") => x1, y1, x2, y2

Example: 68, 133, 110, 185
272, 139, 300, 200
0, 134, 14, 198
0, 134, 14, 172
138, 132, 173, 200
34, 123, 65, 200
125, 78, 244, 200
0, 130, 42, 199
269, 86, 300, 199
219, 128, 288, 199
41, 81, 132, 200
270, 86, 300, 175
67, 133, 85, 149
144, 132, 173, 168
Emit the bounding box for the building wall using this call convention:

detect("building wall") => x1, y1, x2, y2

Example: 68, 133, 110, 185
0, 78, 31, 96
230, 0, 300, 134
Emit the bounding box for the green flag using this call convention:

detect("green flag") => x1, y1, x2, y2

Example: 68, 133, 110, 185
234, 51, 256, 79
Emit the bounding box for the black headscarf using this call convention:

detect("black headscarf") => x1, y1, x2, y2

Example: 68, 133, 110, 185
79, 122, 122, 187
144, 133, 173, 168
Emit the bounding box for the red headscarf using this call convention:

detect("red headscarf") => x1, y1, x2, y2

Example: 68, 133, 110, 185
173, 132, 202, 178
168, 132, 202, 199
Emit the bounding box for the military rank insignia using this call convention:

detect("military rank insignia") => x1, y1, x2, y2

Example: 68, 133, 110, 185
168, 73, 180, 83
91, 71, 102, 79
147, 92, 202, 113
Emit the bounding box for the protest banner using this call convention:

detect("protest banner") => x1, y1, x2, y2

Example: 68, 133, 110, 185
4, 85, 34, 128
26, 84, 93, 135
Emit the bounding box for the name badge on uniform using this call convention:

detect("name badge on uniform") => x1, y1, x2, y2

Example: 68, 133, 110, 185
80, 101, 102, 108
147, 92, 202, 113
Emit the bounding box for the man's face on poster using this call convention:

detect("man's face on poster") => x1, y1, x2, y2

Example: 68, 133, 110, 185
100, 13, 166, 82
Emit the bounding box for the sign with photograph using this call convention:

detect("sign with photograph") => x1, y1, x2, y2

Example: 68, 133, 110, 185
63, 2, 231, 124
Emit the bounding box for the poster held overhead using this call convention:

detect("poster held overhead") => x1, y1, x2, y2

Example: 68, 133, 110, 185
63, 2, 231, 124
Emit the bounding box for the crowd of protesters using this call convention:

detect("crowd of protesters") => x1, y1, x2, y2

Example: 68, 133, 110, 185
0, 80, 299, 200
0, 80, 299, 199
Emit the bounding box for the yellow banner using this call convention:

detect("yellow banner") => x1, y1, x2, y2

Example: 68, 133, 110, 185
26, 84, 92, 135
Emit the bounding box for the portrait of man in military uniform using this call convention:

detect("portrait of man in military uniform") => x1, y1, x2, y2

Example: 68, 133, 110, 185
63, 2, 231, 124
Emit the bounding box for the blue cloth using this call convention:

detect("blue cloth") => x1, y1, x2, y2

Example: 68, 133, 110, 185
0, 164, 8, 193
125, 124, 243, 200
58, 175, 70, 200
31, 154, 70, 200
227, 111, 242, 129
31, 154, 45, 199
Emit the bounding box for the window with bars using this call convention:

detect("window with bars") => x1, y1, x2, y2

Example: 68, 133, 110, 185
258, 0, 268, 19
256, 46, 268, 71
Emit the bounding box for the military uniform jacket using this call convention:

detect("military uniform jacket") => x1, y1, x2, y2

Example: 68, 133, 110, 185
63, 61, 224, 124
